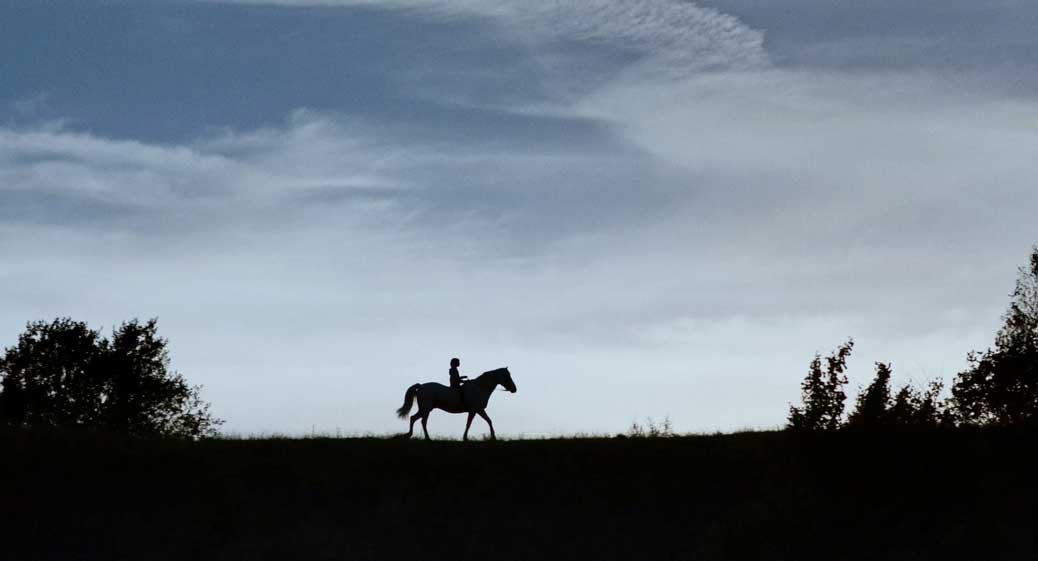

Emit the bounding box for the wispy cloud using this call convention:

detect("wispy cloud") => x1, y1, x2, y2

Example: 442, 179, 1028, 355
216, 0, 769, 75
0, 111, 414, 233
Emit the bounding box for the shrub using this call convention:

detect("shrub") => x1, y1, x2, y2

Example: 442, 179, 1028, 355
788, 339, 853, 431
847, 362, 893, 428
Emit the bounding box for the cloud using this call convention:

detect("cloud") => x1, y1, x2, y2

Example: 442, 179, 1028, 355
0, 111, 420, 235
567, 67, 1038, 329
215, 0, 769, 76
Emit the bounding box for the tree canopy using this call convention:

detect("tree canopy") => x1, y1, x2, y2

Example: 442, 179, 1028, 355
788, 339, 853, 432
0, 318, 221, 438
846, 362, 893, 428
951, 246, 1038, 426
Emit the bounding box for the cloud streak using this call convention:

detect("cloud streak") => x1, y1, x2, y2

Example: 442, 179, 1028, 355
217, 0, 769, 75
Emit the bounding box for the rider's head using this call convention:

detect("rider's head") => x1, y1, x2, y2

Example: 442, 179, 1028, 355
450, 357, 460, 368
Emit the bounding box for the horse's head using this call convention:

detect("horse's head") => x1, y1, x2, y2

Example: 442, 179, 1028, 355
498, 367, 517, 393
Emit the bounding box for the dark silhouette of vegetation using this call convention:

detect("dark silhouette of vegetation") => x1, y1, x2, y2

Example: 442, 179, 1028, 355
847, 362, 893, 428
792, 248, 1038, 431
951, 246, 1038, 426
788, 338, 853, 431
626, 416, 675, 438
890, 379, 948, 428
0, 318, 221, 438
847, 363, 950, 429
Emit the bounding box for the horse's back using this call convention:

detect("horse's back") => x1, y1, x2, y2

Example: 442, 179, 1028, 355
418, 382, 452, 401
417, 382, 466, 413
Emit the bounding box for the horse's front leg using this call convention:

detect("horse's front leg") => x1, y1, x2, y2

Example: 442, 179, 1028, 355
463, 412, 476, 442
477, 410, 496, 440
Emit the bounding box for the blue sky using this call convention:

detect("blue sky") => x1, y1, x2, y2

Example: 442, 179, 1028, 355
2, 0, 1037, 436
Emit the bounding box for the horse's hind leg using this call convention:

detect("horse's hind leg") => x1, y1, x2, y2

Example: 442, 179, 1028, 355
477, 410, 496, 440
408, 413, 421, 438
420, 412, 431, 440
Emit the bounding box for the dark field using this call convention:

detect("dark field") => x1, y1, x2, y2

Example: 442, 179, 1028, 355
2, 430, 1035, 561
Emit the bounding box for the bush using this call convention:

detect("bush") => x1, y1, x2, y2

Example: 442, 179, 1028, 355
889, 380, 948, 428
847, 362, 893, 428
788, 339, 853, 431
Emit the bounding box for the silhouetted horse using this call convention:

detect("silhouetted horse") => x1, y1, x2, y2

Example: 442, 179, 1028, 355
396, 367, 517, 440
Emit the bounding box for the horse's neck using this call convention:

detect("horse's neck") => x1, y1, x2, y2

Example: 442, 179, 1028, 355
467, 374, 498, 400
473, 372, 498, 390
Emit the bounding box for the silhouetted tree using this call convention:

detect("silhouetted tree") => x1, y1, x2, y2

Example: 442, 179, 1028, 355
788, 339, 853, 431
0, 318, 221, 438
0, 318, 104, 428
951, 246, 1038, 426
847, 362, 893, 428
889, 380, 946, 428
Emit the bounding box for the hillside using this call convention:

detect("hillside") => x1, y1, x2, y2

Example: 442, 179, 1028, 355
2, 430, 1034, 560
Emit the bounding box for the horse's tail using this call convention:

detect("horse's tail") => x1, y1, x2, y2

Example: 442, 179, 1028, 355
396, 384, 421, 419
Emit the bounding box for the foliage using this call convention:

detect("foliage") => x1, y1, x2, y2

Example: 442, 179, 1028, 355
0, 318, 103, 429
889, 380, 948, 428
951, 246, 1038, 426
846, 362, 893, 428
627, 416, 675, 438
0, 318, 221, 438
847, 363, 950, 429
788, 339, 853, 431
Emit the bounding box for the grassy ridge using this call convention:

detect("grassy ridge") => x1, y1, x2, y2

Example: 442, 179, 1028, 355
2, 430, 1035, 560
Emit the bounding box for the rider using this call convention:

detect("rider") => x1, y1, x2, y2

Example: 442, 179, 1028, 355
449, 357, 468, 409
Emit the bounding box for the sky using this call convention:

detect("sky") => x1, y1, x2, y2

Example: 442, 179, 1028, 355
2, 0, 1037, 437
